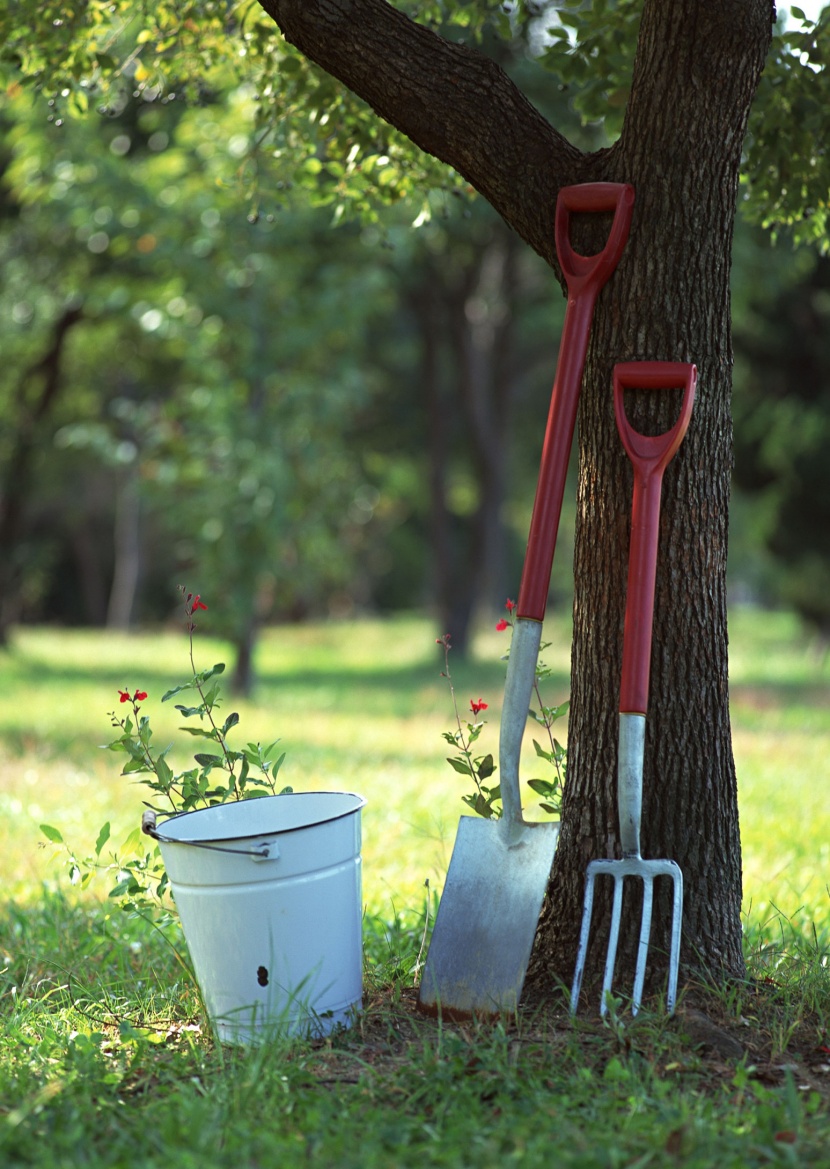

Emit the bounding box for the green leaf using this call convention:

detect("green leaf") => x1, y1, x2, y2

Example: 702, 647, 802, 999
221, 711, 240, 735
155, 755, 174, 788
123, 757, 150, 774
95, 821, 111, 856
527, 778, 556, 795
476, 753, 495, 780
446, 756, 475, 776
40, 824, 63, 844
533, 740, 552, 760
472, 794, 495, 819
194, 753, 224, 768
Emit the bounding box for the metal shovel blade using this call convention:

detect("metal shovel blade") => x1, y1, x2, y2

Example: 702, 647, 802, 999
418, 816, 560, 1018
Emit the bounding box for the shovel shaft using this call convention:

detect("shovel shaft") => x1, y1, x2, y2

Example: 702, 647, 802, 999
518, 183, 635, 622
517, 291, 596, 621
499, 618, 543, 826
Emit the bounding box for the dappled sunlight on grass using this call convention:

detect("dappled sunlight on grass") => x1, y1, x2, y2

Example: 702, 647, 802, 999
0, 608, 827, 921
727, 609, 830, 925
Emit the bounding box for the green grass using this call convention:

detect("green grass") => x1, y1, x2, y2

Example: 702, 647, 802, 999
0, 609, 828, 1167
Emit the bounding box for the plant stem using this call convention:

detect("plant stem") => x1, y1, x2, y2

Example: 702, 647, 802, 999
184, 594, 238, 794
439, 635, 481, 796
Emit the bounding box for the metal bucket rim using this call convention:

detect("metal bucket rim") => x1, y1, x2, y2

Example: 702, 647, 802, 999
154, 790, 366, 846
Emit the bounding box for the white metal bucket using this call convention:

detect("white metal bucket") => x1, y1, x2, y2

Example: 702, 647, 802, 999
153, 791, 366, 1044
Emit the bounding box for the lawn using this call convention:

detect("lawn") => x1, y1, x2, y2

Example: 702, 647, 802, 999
0, 607, 828, 1166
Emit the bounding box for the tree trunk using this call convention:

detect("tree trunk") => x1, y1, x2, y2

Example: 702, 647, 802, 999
0, 303, 84, 644
532, 0, 772, 996
408, 219, 520, 654
107, 462, 141, 630
262, 0, 774, 995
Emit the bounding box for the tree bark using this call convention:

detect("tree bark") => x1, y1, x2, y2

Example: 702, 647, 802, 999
262, 0, 584, 267
258, 0, 775, 995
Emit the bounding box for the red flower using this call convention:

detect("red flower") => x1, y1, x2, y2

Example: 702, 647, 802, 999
495, 619, 509, 632
470, 699, 488, 716
192, 595, 208, 612
505, 598, 516, 612
119, 688, 147, 704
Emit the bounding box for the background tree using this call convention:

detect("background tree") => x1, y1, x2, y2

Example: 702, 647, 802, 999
732, 236, 830, 638
2, 0, 829, 997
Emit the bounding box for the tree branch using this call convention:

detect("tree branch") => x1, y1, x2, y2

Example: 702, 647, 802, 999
259, 0, 586, 265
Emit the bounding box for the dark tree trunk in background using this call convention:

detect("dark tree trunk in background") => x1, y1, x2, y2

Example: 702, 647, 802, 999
0, 303, 83, 644
232, 619, 257, 698
408, 221, 521, 656
263, 0, 774, 995
107, 462, 142, 630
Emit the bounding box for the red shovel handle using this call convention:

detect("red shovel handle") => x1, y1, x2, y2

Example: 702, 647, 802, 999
555, 183, 636, 293
517, 183, 635, 622
614, 361, 697, 715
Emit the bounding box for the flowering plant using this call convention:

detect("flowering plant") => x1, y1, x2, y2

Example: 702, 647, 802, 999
106, 588, 289, 816
440, 599, 568, 820
41, 586, 289, 908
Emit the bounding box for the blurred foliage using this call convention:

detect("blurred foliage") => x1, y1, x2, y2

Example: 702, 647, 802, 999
2, 0, 830, 656
732, 225, 830, 634
3, 2, 828, 245
0, 79, 396, 648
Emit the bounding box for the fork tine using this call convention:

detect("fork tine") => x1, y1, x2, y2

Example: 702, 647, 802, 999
599, 876, 625, 1017
569, 869, 597, 1013
666, 867, 683, 1013
631, 875, 654, 1015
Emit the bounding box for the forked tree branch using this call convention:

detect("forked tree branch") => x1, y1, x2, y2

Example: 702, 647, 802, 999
258, 0, 588, 265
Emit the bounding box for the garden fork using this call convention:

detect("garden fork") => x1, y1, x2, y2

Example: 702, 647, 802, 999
570, 361, 696, 1017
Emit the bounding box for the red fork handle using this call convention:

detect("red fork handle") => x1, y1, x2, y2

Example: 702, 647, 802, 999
614, 361, 697, 715
517, 183, 635, 621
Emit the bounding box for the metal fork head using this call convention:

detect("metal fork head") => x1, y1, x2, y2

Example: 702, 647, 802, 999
570, 857, 683, 1017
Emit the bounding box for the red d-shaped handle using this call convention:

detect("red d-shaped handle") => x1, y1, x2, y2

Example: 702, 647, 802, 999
555, 183, 636, 295
614, 361, 697, 715
517, 183, 636, 622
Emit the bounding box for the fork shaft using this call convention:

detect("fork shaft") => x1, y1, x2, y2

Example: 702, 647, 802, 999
618, 714, 645, 857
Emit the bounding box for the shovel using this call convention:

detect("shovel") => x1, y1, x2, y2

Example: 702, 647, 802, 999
570, 360, 696, 1017
418, 183, 635, 1019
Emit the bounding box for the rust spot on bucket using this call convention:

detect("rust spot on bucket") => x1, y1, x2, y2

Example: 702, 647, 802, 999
257, 966, 269, 987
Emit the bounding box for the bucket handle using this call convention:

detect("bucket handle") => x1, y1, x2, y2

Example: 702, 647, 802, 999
141, 809, 280, 861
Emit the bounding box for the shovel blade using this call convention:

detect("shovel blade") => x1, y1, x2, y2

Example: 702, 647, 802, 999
418, 816, 559, 1018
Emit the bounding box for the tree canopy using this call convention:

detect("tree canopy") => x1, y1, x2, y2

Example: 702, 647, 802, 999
2, 3, 828, 246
